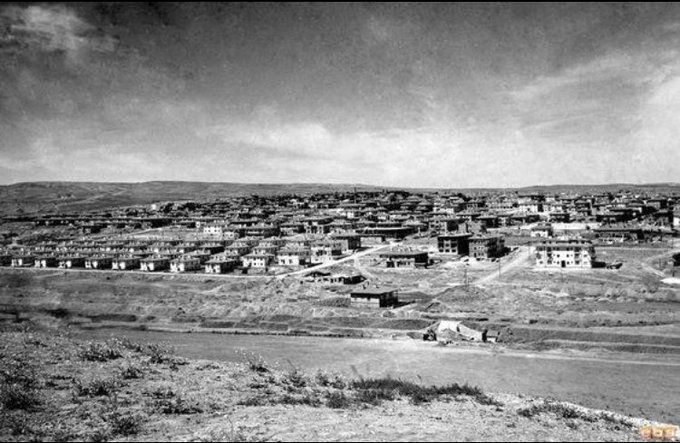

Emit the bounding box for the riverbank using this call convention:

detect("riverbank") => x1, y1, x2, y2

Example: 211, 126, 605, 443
0, 324, 665, 441
75, 326, 680, 424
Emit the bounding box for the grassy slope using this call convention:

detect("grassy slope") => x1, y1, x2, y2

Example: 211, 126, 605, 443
0, 324, 654, 442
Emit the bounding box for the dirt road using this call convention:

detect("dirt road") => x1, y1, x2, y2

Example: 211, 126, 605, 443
277, 242, 397, 279
474, 246, 531, 285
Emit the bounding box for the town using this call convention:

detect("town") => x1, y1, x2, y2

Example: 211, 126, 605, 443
1, 186, 678, 312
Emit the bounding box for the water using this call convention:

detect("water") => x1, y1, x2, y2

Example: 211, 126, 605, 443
76, 328, 679, 423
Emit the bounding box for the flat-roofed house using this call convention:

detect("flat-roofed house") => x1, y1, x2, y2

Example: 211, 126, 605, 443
350, 288, 399, 308
379, 251, 429, 268
534, 239, 595, 269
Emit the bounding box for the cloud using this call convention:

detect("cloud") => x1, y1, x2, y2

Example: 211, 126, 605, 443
510, 53, 635, 102
0, 4, 116, 61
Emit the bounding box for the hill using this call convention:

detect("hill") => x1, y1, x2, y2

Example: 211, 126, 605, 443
0, 181, 384, 215
0, 181, 678, 215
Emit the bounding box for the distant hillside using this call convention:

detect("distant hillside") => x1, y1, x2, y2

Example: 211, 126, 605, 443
0, 181, 385, 215
0, 181, 678, 215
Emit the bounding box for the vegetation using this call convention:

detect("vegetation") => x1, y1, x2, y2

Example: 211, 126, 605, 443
0, 324, 643, 441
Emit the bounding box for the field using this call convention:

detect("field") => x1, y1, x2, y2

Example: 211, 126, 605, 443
0, 325, 668, 441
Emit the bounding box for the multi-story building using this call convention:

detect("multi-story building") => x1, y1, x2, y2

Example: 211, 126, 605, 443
468, 235, 505, 259
534, 239, 595, 269
437, 233, 473, 254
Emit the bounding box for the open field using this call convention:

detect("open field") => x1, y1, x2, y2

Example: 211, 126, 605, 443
77, 327, 680, 423
0, 325, 672, 441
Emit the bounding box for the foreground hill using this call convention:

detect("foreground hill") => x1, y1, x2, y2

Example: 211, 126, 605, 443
0, 325, 659, 441
1, 181, 678, 215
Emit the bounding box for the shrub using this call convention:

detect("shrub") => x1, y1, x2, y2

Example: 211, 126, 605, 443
349, 378, 501, 407
235, 349, 269, 373
0, 356, 41, 410
0, 384, 41, 410
74, 377, 120, 397
106, 410, 145, 436
119, 362, 145, 380
278, 393, 321, 407
79, 340, 123, 362
238, 395, 268, 406
517, 401, 593, 421
150, 386, 203, 414
284, 368, 307, 388
326, 391, 353, 409
314, 370, 345, 388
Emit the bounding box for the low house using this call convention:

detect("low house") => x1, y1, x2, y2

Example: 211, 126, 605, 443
276, 248, 311, 266
331, 234, 362, 252
0, 255, 11, 266
85, 256, 113, 269
58, 256, 85, 269
140, 257, 170, 272
350, 288, 399, 308
11, 255, 35, 267
112, 257, 140, 270
242, 253, 274, 268
310, 241, 343, 264
307, 271, 365, 285
530, 223, 553, 238
379, 250, 429, 268
204, 257, 239, 274
170, 256, 202, 272
34, 256, 58, 268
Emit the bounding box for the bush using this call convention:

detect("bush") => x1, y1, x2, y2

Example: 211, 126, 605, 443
150, 386, 203, 414
235, 349, 268, 373
119, 362, 145, 380
106, 410, 145, 436
0, 384, 41, 410
0, 356, 41, 410
278, 393, 321, 407
284, 368, 307, 388
517, 401, 594, 421
79, 340, 123, 362
349, 378, 501, 407
326, 391, 353, 409
314, 370, 345, 389
74, 377, 120, 397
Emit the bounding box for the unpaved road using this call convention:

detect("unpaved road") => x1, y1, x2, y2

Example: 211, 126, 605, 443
475, 246, 531, 285
277, 242, 398, 279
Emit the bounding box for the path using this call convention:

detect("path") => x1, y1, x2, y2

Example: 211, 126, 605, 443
474, 246, 531, 285
277, 242, 399, 279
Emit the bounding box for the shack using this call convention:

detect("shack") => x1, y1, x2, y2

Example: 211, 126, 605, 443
350, 288, 398, 308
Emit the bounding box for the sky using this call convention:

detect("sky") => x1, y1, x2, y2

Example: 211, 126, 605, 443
1, 2, 680, 188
